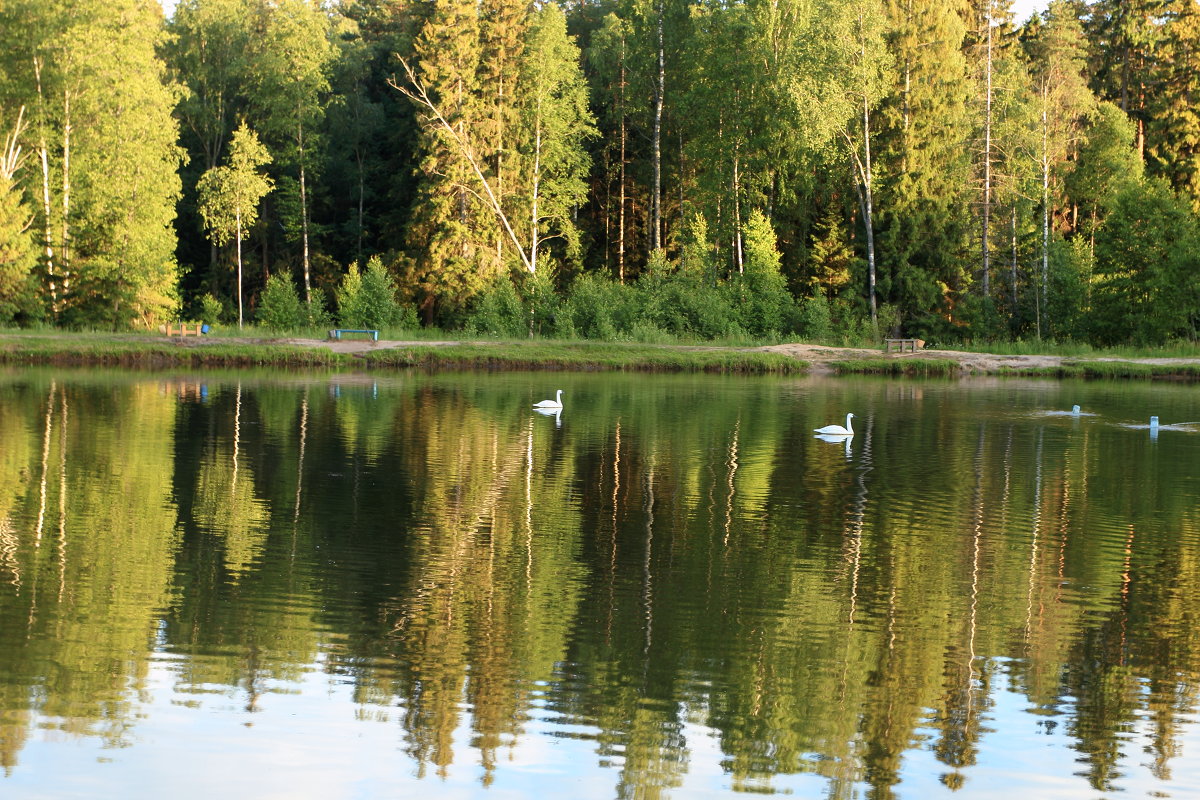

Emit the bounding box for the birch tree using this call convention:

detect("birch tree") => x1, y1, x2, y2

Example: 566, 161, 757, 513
197, 123, 274, 328
249, 0, 335, 305
1025, 1, 1092, 337
515, 5, 596, 274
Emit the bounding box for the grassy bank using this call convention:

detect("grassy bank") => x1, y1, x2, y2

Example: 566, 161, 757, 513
829, 358, 963, 377
999, 360, 1200, 380
0, 332, 808, 375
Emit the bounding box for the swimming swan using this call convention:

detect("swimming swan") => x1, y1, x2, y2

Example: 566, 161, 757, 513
534, 389, 564, 409
814, 413, 854, 436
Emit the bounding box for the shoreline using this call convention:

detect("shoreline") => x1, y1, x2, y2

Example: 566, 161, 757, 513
3, 332, 1200, 379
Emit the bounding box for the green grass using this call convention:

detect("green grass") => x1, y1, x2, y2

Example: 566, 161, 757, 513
362, 342, 807, 373
999, 360, 1200, 380
0, 332, 808, 374
936, 339, 1200, 359
829, 358, 962, 377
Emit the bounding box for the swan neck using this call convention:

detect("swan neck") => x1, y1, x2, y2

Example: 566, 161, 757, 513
845, 414, 854, 434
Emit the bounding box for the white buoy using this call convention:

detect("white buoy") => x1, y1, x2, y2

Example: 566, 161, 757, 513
1150, 416, 1160, 430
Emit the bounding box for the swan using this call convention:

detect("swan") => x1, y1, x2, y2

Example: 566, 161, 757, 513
534, 389, 564, 409
1071, 405, 1081, 416
814, 412, 854, 436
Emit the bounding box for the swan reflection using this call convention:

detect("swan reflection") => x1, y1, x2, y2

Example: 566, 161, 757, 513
534, 407, 562, 427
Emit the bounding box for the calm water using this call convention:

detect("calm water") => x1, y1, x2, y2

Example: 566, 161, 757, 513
1, 367, 1199, 799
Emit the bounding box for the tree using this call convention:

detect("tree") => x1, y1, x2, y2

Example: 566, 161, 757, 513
515, 5, 596, 274
1091, 178, 1200, 345
1065, 102, 1143, 252
875, 0, 975, 332
1146, 0, 1200, 209
0, 0, 186, 326
197, 123, 274, 328
166, 0, 255, 286
839, 0, 892, 323
249, 0, 336, 306
398, 0, 512, 317
1025, 0, 1094, 338
0, 107, 37, 322
257, 271, 304, 330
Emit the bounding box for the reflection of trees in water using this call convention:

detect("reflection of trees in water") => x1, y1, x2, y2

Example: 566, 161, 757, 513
1, 377, 1200, 795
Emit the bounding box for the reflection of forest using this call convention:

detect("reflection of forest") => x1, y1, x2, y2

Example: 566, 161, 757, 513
0, 373, 1198, 796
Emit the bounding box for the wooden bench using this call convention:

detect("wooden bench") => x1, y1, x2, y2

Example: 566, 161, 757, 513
328, 328, 379, 341
164, 322, 205, 337
884, 338, 925, 353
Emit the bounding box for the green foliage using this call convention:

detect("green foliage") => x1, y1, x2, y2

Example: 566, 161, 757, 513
557, 274, 633, 340
332, 260, 400, 329
304, 290, 335, 329
257, 272, 304, 331
733, 210, 795, 338
465, 276, 527, 338
0, 171, 38, 323
199, 293, 228, 325
196, 123, 274, 248
1091, 178, 1200, 345
798, 294, 834, 341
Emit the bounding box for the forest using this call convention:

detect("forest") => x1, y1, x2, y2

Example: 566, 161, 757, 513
0, 0, 1198, 346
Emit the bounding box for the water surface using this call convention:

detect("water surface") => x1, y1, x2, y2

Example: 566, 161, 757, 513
1, 368, 1199, 798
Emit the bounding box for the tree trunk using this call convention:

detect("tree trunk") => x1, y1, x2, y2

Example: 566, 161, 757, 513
732, 149, 743, 274
33, 55, 56, 313
1041, 87, 1050, 340
981, 12, 992, 299
618, 39, 627, 283
60, 87, 71, 303
1010, 204, 1018, 324
236, 207, 244, 328
530, 98, 542, 273
652, 0, 664, 252
862, 97, 877, 325
298, 114, 311, 304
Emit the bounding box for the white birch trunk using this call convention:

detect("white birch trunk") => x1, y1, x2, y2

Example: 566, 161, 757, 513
981, 12, 993, 299
298, 113, 311, 304
652, 0, 664, 252
530, 97, 542, 274
60, 87, 70, 300
236, 206, 244, 329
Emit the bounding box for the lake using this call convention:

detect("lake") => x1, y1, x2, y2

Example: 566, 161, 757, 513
1, 367, 1199, 799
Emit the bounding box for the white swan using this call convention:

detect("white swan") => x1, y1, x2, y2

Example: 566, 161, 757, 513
533, 389, 563, 409
1071, 404, 1081, 416
814, 413, 854, 436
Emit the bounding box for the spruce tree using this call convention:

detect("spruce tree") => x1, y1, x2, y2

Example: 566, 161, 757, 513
404, 0, 496, 318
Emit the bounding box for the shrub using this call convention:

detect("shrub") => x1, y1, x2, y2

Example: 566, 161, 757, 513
257, 273, 304, 331
199, 293, 226, 325
798, 294, 834, 341
336, 262, 365, 327
467, 276, 526, 337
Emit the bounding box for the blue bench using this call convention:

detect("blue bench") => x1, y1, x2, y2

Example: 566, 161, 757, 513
329, 329, 379, 341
